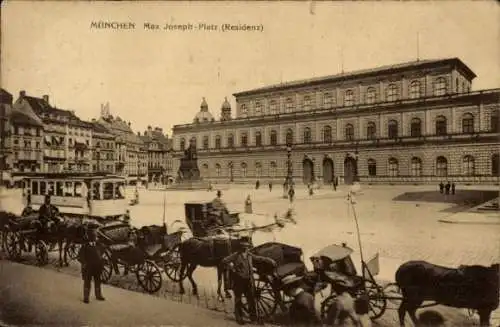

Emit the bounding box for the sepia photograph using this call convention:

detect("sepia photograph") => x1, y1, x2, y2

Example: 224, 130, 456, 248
0, 1, 499, 326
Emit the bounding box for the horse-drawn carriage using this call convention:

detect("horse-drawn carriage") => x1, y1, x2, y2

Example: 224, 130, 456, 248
184, 202, 240, 237
234, 242, 386, 323
96, 221, 183, 294
2, 212, 62, 266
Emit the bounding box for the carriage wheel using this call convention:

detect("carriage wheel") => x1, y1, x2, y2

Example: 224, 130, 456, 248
100, 250, 113, 283
136, 260, 163, 294
240, 275, 278, 322
164, 244, 183, 282
5, 231, 22, 260
360, 279, 387, 320
66, 243, 81, 260
320, 294, 338, 324
35, 240, 49, 266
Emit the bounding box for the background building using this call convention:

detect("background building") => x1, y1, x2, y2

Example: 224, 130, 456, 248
172, 58, 500, 185
90, 120, 116, 174
0, 89, 13, 185
14, 91, 94, 173
140, 126, 173, 184
97, 103, 147, 184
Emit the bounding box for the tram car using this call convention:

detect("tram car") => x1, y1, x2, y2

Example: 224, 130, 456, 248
21, 172, 128, 220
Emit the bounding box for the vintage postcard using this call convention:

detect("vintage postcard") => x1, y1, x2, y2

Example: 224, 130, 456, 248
0, 1, 499, 327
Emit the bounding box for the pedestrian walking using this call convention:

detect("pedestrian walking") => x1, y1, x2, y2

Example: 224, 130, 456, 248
308, 184, 314, 196
244, 195, 253, 214
255, 180, 260, 190
451, 182, 456, 195
439, 182, 444, 194
222, 238, 277, 325
78, 223, 105, 304
268, 182, 272, 192
288, 186, 295, 203
445, 181, 451, 195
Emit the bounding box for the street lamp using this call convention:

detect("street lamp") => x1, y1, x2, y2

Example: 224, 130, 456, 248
283, 143, 293, 198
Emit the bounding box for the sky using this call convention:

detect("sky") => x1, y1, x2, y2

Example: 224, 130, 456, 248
2, 1, 499, 136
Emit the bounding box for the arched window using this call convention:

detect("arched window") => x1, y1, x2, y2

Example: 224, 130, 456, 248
240, 132, 248, 147
366, 122, 376, 139
462, 155, 475, 176
434, 77, 447, 96
254, 102, 262, 115
202, 135, 209, 149
366, 87, 377, 104
455, 78, 459, 93
323, 92, 334, 108
303, 95, 312, 109
410, 118, 422, 137
435, 116, 447, 136
303, 127, 312, 144
345, 124, 354, 141
368, 159, 377, 176
492, 154, 500, 176
269, 100, 278, 115
255, 131, 262, 146
344, 90, 354, 106
323, 125, 332, 143
255, 162, 262, 177
215, 163, 221, 176
286, 128, 294, 145
436, 156, 448, 177
386, 84, 399, 101
241, 162, 247, 177
190, 137, 197, 149
388, 120, 398, 139
285, 98, 294, 113
410, 157, 422, 176
202, 163, 209, 175
215, 135, 221, 149
409, 80, 421, 99
462, 113, 474, 134
227, 134, 234, 148
270, 161, 277, 177
180, 138, 186, 150
270, 130, 277, 146
490, 110, 499, 133
240, 104, 248, 117
388, 158, 399, 177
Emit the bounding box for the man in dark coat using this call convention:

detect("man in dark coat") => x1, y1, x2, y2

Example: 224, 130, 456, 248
445, 181, 451, 195
78, 223, 105, 303
222, 239, 277, 325
38, 195, 60, 233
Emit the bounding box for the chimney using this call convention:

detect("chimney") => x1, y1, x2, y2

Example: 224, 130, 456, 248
128, 122, 131, 128
19, 90, 26, 98
148, 125, 152, 131
43, 95, 49, 104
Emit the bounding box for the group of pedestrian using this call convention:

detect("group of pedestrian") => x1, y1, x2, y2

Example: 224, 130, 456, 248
439, 181, 456, 195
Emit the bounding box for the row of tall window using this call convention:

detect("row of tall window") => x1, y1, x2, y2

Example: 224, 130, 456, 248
368, 155, 499, 177
240, 77, 467, 116
181, 111, 498, 149
200, 154, 500, 177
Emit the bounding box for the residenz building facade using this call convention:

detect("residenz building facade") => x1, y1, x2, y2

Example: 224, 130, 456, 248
172, 58, 499, 185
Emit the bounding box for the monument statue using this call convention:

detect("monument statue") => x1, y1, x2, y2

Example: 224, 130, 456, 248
177, 138, 201, 182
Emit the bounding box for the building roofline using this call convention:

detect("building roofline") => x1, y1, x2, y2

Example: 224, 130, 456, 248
232, 58, 477, 97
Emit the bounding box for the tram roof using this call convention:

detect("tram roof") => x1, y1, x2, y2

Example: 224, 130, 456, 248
18, 172, 126, 180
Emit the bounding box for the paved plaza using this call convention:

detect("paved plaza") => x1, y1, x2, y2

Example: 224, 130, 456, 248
1, 183, 499, 326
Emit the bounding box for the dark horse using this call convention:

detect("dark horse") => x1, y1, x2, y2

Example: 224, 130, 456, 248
178, 236, 251, 299
396, 260, 499, 326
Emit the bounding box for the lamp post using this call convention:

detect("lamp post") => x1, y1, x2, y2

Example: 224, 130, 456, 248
283, 143, 293, 198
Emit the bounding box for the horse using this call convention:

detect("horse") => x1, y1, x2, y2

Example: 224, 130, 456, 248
177, 235, 252, 299
395, 260, 499, 327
